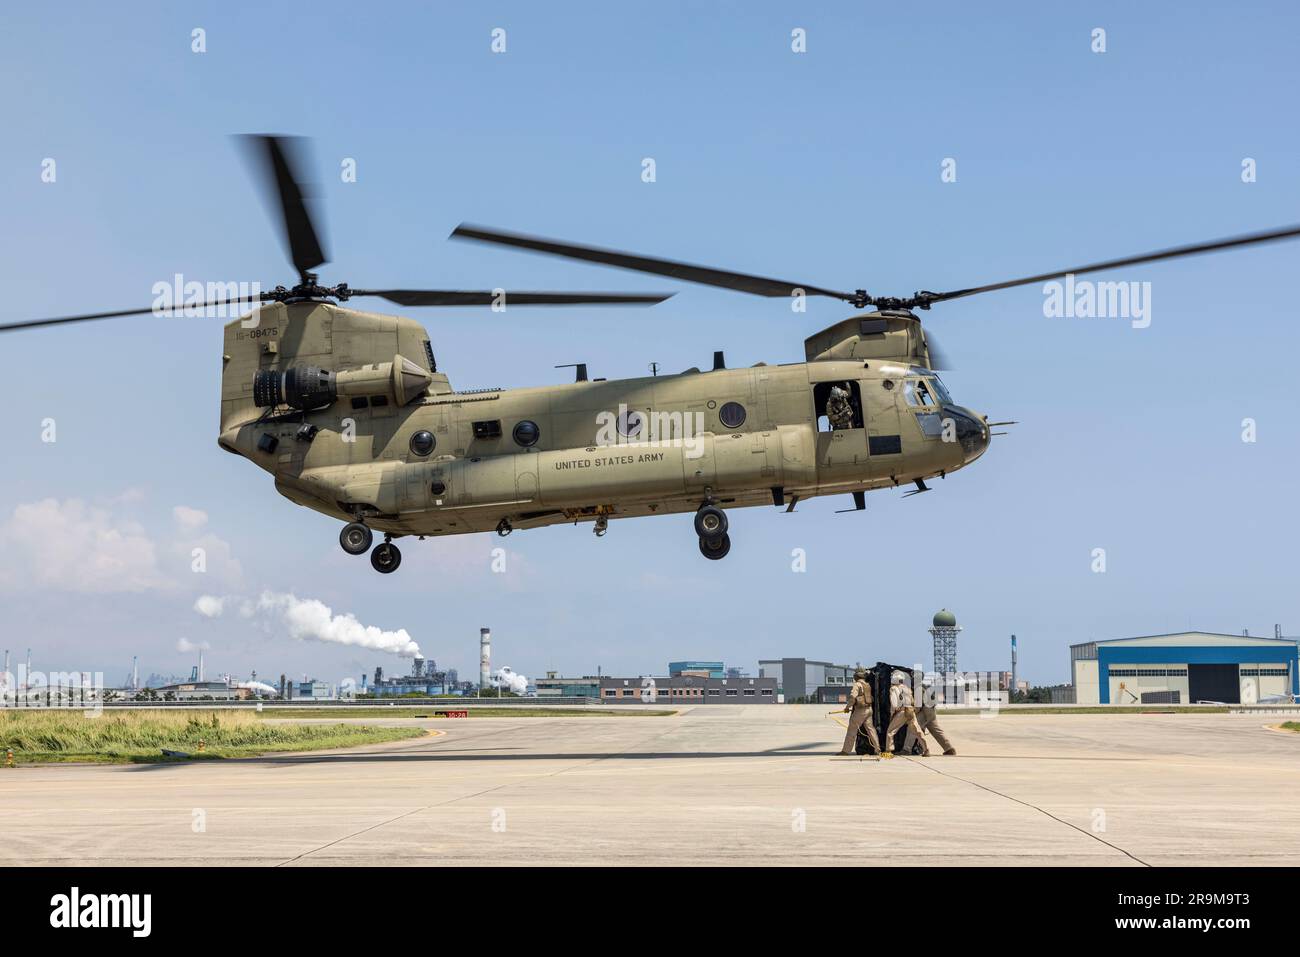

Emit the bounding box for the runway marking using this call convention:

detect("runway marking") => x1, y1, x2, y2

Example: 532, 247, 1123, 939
903, 756, 1151, 867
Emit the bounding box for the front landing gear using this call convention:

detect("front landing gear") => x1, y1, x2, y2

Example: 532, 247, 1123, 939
693, 504, 728, 540
370, 541, 402, 574
699, 533, 731, 560
694, 502, 731, 560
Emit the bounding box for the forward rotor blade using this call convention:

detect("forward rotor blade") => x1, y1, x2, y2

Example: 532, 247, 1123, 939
236, 134, 328, 283
0, 295, 268, 333
355, 289, 672, 307
924, 330, 954, 371
451, 224, 854, 301
923, 223, 1300, 306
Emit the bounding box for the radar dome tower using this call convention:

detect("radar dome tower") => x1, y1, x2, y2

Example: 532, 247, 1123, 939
929, 609, 961, 676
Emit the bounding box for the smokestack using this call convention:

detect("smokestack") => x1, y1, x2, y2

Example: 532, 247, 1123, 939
480, 628, 491, 692
1010, 634, 1018, 696
26, 648, 32, 690
199, 648, 205, 682
132, 655, 138, 692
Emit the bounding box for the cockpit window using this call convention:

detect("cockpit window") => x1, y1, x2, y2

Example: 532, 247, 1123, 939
907, 366, 951, 405
903, 379, 937, 408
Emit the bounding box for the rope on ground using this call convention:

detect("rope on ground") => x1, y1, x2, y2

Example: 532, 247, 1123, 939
903, 756, 1151, 866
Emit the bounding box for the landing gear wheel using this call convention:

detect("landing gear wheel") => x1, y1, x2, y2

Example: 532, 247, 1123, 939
698, 532, 731, 560
339, 522, 373, 556
594, 515, 609, 537
370, 542, 402, 574
694, 504, 728, 540
496, 518, 513, 537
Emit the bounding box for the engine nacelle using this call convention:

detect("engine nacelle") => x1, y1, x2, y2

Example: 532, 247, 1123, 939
252, 353, 434, 411
253, 364, 336, 410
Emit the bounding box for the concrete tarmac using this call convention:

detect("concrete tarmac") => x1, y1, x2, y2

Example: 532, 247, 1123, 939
1, 707, 1297, 866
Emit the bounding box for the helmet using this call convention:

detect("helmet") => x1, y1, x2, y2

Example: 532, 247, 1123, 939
890, 670, 907, 685
853, 667, 866, 680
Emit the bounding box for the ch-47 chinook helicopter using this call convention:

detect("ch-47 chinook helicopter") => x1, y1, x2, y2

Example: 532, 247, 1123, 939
5, 135, 1300, 574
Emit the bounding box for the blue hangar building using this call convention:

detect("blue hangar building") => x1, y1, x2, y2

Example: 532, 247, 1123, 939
1070, 631, 1299, 705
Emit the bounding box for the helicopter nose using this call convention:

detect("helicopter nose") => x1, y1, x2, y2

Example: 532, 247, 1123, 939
943, 405, 990, 464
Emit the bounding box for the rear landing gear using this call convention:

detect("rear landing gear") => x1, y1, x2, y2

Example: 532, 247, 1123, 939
339, 522, 373, 556
370, 541, 402, 574
342, 521, 402, 573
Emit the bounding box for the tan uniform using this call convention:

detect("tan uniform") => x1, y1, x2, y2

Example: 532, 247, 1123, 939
902, 702, 955, 754
839, 678, 881, 755
826, 387, 854, 431
884, 683, 928, 756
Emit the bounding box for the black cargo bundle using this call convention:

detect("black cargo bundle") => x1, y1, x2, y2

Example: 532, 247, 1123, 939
855, 661, 925, 756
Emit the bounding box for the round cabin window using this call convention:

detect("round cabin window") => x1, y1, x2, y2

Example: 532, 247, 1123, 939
618, 409, 644, 438
409, 430, 436, 456
430, 481, 446, 496
718, 401, 746, 429
513, 420, 541, 447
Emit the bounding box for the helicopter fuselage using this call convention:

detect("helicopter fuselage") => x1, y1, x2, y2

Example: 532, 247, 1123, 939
217, 302, 989, 557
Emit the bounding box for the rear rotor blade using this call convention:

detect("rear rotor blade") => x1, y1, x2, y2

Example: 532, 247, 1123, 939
236, 134, 328, 283
921, 223, 1300, 307
355, 289, 672, 307
451, 224, 855, 302
0, 295, 268, 333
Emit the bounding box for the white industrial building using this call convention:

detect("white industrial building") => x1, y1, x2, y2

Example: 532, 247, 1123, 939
1070, 632, 1299, 705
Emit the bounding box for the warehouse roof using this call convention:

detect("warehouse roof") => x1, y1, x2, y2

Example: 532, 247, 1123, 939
1070, 631, 1299, 658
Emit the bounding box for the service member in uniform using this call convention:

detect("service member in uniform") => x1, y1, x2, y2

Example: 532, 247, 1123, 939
839, 667, 881, 755
826, 383, 855, 431
882, 670, 929, 757
903, 675, 957, 755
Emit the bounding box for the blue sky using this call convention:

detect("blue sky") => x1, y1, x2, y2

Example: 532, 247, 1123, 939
1, 1, 1298, 689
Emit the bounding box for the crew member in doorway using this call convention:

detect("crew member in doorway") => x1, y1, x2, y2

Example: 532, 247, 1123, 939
903, 674, 957, 756
882, 670, 928, 757
839, 667, 880, 755
826, 383, 855, 431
